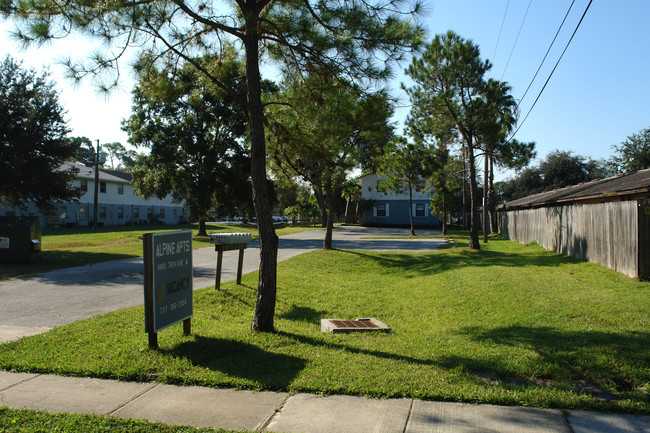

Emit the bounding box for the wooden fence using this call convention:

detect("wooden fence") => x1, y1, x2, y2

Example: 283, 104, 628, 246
499, 200, 648, 278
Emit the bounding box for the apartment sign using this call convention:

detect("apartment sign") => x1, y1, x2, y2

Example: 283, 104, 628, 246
143, 230, 193, 333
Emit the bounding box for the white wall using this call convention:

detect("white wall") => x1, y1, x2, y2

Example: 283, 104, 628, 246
359, 173, 432, 201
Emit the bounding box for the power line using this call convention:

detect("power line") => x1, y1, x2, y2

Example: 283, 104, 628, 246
490, 0, 510, 70
507, 0, 593, 143
517, 0, 576, 109
500, 0, 534, 81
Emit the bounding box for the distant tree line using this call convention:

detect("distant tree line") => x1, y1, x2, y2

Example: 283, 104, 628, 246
496, 127, 650, 204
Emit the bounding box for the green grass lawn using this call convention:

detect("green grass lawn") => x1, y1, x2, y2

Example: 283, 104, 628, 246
0, 407, 241, 433
1, 233, 648, 414
0, 223, 307, 280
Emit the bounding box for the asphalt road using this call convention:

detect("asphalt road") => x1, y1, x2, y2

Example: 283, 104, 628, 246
0, 226, 443, 336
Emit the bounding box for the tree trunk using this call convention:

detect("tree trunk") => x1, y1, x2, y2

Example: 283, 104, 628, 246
323, 183, 335, 250
408, 183, 415, 236
483, 151, 488, 243
197, 220, 208, 237
467, 142, 480, 250
441, 193, 447, 235
489, 154, 499, 233
314, 186, 327, 228
244, 17, 278, 333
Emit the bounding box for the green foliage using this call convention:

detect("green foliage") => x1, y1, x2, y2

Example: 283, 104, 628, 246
123, 53, 252, 227
102, 141, 137, 169
0, 0, 424, 331
268, 75, 394, 187
267, 74, 394, 246
1, 234, 649, 412
376, 136, 431, 235
67, 136, 97, 167
610, 126, 650, 173
404, 32, 535, 243
404, 31, 493, 248
377, 137, 429, 195
0, 56, 79, 210
500, 150, 610, 202
427, 144, 463, 233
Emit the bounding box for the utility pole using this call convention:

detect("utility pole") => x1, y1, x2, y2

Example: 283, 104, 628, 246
93, 139, 100, 230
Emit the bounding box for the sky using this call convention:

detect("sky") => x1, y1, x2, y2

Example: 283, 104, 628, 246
2, 0, 650, 181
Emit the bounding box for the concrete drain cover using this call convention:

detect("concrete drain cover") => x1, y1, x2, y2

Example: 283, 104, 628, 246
321, 318, 391, 333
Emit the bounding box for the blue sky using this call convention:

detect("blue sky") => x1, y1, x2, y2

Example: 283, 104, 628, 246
2, 0, 649, 180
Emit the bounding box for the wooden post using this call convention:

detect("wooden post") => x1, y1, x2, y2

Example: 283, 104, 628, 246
143, 233, 158, 349
215, 248, 224, 290
148, 332, 158, 350
214, 243, 247, 289
237, 247, 245, 284
183, 318, 191, 336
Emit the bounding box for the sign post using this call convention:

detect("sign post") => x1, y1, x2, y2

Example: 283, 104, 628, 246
143, 230, 193, 349
210, 233, 252, 290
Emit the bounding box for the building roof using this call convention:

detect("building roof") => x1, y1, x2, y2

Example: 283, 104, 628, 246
61, 162, 131, 184
502, 168, 650, 210
99, 168, 133, 182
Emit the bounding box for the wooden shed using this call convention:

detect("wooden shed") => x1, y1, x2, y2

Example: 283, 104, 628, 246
498, 168, 650, 279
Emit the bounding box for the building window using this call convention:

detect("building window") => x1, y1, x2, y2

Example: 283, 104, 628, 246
99, 207, 107, 219
79, 206, 88, 222
133, 207, 139, 220
172, 209, 177, 218
100, 182, 106, 193
147, 208, 153, 220
415, 203, 425, 217
59, 206, 67, 220
117, 184, 124, 195
117, 207, 124, 219
160, 208, 165, 219
5, 211, 15, 217
377, 204, 387, 217
80, 180, 88, 192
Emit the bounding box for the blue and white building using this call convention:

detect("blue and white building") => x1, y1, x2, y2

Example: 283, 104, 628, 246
358, 173, 441, 227
1, 163, 187, 227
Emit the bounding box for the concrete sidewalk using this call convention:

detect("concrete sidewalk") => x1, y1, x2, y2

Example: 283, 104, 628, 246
1, 371, 648, 432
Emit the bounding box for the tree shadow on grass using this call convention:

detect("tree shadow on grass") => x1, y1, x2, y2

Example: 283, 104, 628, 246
206, 283, 256, 308
278, 305, 327, 324
336, 246, 582, 278
164, 336, 307, 390
441, 325, 650, 396
276, 330, 435, 367
277, 325, 650, 403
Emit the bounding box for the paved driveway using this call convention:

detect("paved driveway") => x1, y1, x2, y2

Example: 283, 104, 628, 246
0, 226, 443, 339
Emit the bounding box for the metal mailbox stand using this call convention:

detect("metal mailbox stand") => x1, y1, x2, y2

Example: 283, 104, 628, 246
214, 243, 247, 290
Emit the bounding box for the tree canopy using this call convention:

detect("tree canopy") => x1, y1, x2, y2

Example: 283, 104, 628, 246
122, 54, 252, 236
404, 31, 522, 249
499, 150, 609, 202
102, 142, 137, 170
2, 0, 423, 331
67, 136, 97, 167
268, 74, 394, 249
610, 126, 650, 173
377, 136, 431, 236
0, 56, 80, 210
